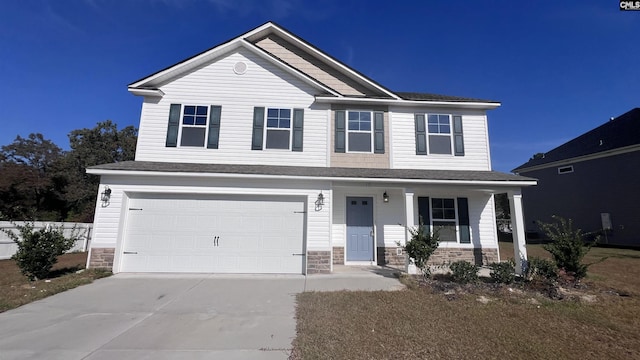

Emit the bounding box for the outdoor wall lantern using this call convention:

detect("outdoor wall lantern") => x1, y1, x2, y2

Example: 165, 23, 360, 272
315, 191, 325, 211
383, 191, 390, 203
101, 186, 112, 206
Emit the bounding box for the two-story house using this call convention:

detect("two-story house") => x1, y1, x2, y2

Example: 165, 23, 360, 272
86, 22, 536, 274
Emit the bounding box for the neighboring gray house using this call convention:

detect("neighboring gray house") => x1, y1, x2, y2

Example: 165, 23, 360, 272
513, 108, 640, 247
86, 22, 536, 275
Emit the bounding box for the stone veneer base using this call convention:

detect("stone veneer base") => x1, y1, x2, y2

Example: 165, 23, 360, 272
377, 247, 405, 266
332, 247, 344, 265
427, 248, 499, 266
307, 250, 331, 274
88, 247, 115, 270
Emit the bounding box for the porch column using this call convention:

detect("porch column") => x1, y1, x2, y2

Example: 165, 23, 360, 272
508, 189, 528, 275
404, 189, 417, 274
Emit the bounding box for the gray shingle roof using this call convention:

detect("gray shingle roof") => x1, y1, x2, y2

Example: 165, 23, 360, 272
513, 108, 640, 172
395, 92, 499, 103
89, 161, 535, 183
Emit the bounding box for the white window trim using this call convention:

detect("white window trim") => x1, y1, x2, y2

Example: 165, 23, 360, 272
346, 109, 374, 153
430, 197, 459, 243
426, 113, 454, 156
264, 107, 293, 151
177, 104, 209, 148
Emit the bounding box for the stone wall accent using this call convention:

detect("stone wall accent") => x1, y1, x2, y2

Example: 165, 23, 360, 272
377, 247, 405, 266
88, 247, 115, 270
427, 248, 499, 266
332, 247, 344, 265
307, 251, 331, 274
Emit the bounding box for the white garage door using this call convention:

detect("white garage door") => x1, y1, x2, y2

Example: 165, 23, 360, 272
120, 195, 306, 274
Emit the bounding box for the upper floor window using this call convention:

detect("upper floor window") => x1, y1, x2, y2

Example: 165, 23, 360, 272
427, 114, 452, 155
180, 105, 209, 147
334, 109, 385, 154
165, 103, 221, 149
266, 108, 292, 149
415, 114, 464, 156
251, 107, 304, 152
347, 110, 372, 152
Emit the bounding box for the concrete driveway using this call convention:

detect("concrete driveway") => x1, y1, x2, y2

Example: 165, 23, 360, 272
0, 270, 403, 360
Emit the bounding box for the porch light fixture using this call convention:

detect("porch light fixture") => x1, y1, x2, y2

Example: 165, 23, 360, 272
383, 191, 389, 203
315, 191, 325, 211
101, 186, 112, 206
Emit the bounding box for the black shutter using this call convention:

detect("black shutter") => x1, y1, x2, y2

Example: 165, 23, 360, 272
453, 115, 465, 156
206, 105, 222, 149
292, 108, 304, 152
457, 197, 471, 244
251, 107, 265, 150
415, 114, 427, 155
417, 197, 431, 234
335, 110, 346, 153
373, 111, 385, 154
166, 104, 181, 147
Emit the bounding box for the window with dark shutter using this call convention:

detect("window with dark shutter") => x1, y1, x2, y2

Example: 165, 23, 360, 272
165, 104, 181, 147
251, 107, 265, 150
415, 114, 427, 155
335, 110, 346, 153
373, 111, 385, 154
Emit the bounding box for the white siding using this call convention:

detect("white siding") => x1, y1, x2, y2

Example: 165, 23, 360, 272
390, 107, 492, 171
90, 175, 332, 273
135, 47, 329, 167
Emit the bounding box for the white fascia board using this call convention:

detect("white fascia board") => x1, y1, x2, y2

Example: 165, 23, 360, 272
127, 88, 165, 97
86, 168, 536, 187
315, 96, 501, 110
240, 40, 341, 97
250, 23, 400, 100
129, 40, 242, 89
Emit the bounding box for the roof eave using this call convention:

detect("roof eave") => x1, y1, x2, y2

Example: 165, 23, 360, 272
127, 88, 165, 97
86, 168, 535, 187
315, 96, 501, 109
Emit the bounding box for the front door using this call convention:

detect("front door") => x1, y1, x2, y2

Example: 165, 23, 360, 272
346, 197, 374, 261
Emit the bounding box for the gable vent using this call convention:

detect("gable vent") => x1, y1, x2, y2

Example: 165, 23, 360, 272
233, 61, 248, 75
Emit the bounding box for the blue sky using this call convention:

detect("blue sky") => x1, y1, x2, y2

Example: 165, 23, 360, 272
1, 0, 637, 172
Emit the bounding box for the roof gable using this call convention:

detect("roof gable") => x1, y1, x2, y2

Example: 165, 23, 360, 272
128, 21, 500, 108
513, 108, 640, 172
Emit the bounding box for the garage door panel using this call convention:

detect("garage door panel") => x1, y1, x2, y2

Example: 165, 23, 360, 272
121, 196, 305, 274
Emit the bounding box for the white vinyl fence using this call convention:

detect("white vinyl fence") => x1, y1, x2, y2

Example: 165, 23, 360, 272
0, 221, 93, 260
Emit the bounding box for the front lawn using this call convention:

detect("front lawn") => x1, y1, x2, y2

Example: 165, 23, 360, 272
291, 244, 640, 359
0, 252, 111, 313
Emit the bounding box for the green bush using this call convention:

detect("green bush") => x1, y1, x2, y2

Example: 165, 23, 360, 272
538, 216, 597, 280
489, 260, 515, 284
1, 221, 79, 281
402, 217, 440, 277
450, 260, 479, 284
525, 256, 558, 282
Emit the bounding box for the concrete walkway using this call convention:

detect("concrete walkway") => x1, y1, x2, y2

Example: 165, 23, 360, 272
0, 269, 404, 360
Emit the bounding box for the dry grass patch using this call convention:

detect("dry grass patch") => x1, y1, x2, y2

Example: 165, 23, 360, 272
291, 244, 640, 359
0, 252, 111, 312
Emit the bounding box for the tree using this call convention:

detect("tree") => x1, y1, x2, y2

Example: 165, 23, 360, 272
0, 134, 64, 220
62, 121, 137, 221
402, 217, 440, 278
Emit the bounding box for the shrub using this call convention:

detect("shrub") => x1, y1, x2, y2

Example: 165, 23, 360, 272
1, 221, 79, 281
450, 260, 479, 284
489, 260, 515, 284
402, 217, 440, 278
537, 216, 597, 280
525, 256, 558, 282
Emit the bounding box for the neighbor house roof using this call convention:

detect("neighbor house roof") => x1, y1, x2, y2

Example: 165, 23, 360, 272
513, 108, 640, 172
88, 161, 536, 186
127, 21, 500, 109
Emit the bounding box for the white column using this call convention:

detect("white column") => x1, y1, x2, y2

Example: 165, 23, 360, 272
508, 189, 528, 275
404, 189, 417, 274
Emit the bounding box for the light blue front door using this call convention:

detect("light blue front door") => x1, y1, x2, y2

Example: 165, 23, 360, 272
346, 197, 374, 261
